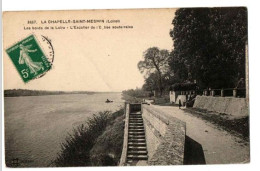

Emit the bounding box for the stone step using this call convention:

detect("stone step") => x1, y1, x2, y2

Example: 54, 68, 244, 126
128, 142, 146, 146
127, 155, 148, 160
128, 139, 145, 143
129, 123, 143, 126
129, 118, 142, 120
128, 137, 145, 140
128, 125, 144, 129
128, 129, 145, 132
128, 135, 145, 139
130, 113, 142, 115
128, 146, 147, 150
129, 116, 142, 119
130, 112, 142, 115
129, 131, 145, 135
129, 119, 143, 123
127, 159, 148, 164
128, 137, 145, 141
129, 124, 144, 127
129, 118, 143, 120
129, 127, 144, 130
128, 150, 147, 155
126, 160, 135, 164
128, 136, 145, 139
129, 123, 143, 125
129, 122, 143, 124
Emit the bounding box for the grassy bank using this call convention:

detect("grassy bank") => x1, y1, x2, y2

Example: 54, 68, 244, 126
121, 93, 144, 103
53, 109, 125, 167
122, 93, 171, 105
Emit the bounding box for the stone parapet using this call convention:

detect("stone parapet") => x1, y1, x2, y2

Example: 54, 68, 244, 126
142, 105, 186, 165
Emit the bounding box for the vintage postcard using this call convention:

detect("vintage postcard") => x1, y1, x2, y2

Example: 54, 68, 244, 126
3, 8, 249, 167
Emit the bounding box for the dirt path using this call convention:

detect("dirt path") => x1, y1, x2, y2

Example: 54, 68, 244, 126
151, 105, 250, 164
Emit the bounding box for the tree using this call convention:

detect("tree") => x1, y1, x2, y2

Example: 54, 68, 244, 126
209, 8, 247, 87
169, 7, 247, 89
142, 72, 159, 93
169, 8, 213, 88
138, 47, 170, 96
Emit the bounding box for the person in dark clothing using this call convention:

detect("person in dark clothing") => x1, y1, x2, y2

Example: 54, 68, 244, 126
179, 99, 181, 109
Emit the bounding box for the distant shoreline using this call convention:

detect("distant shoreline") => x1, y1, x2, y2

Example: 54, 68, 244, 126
4, 89, 120, 97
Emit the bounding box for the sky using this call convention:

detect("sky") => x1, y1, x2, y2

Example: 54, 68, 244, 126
3, 9, 176, 92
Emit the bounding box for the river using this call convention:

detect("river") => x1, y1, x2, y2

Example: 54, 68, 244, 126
4, 93, 124, 167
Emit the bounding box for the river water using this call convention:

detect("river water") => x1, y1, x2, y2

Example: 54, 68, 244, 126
4, 93, 124, 167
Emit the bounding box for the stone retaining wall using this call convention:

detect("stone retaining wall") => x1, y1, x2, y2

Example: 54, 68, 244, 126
194, 96, 249, 117
119, 103, 129, 166
142, 105, 186, 165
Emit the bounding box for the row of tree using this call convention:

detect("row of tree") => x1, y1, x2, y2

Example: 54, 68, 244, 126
4, 89, 95, 97
138, 7, 247, 96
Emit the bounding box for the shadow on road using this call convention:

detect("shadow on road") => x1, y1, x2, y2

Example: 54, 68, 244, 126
184, 136, 206, 165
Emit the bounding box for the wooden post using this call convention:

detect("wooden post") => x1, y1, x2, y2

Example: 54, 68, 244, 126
245, 41, 249, 104
221, 89, 224, 97
211, 90, 215, 96
233, 89, 237, 97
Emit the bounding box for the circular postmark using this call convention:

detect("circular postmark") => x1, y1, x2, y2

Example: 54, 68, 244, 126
36, 35, 55, 78
40, 35, 55, 65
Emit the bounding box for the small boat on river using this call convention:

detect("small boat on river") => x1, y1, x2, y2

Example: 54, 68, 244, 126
105, 99, 113, 103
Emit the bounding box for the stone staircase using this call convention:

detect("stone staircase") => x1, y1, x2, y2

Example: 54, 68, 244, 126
127, 111, 148, 165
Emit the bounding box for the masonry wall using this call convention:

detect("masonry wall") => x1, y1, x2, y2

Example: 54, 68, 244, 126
142, 105, 186, 165
194, 96, 249, 117
143, 122, 161, 159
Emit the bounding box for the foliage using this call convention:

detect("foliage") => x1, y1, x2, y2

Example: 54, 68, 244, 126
89, 114, 125, 166
53, 109, 124, 167
142, 72, 159, 92
171, 83, 197, 91
138, 47, 170, 96
122, 88, 149, 98
169, 7, 247, 89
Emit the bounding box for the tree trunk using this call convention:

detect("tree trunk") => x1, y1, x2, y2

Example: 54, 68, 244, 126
151, 57, 163, 97
157, 71, 163, 97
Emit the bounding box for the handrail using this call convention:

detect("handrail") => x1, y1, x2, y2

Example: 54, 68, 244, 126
203, 88, 246, 91
119, 103, 129, 166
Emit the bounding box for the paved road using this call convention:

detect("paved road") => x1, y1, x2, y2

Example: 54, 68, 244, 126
151, 105, 250, 164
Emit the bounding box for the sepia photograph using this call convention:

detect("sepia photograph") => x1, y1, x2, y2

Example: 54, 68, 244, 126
2, 7, 249, 167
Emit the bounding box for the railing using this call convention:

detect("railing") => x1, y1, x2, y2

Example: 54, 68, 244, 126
202, 88, 246, 98
179, 90, 196, 95
119, 103, 129, 166
176, 88, 246, 98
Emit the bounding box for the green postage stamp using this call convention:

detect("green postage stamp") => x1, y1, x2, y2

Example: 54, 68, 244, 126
6, 35, 52, 83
